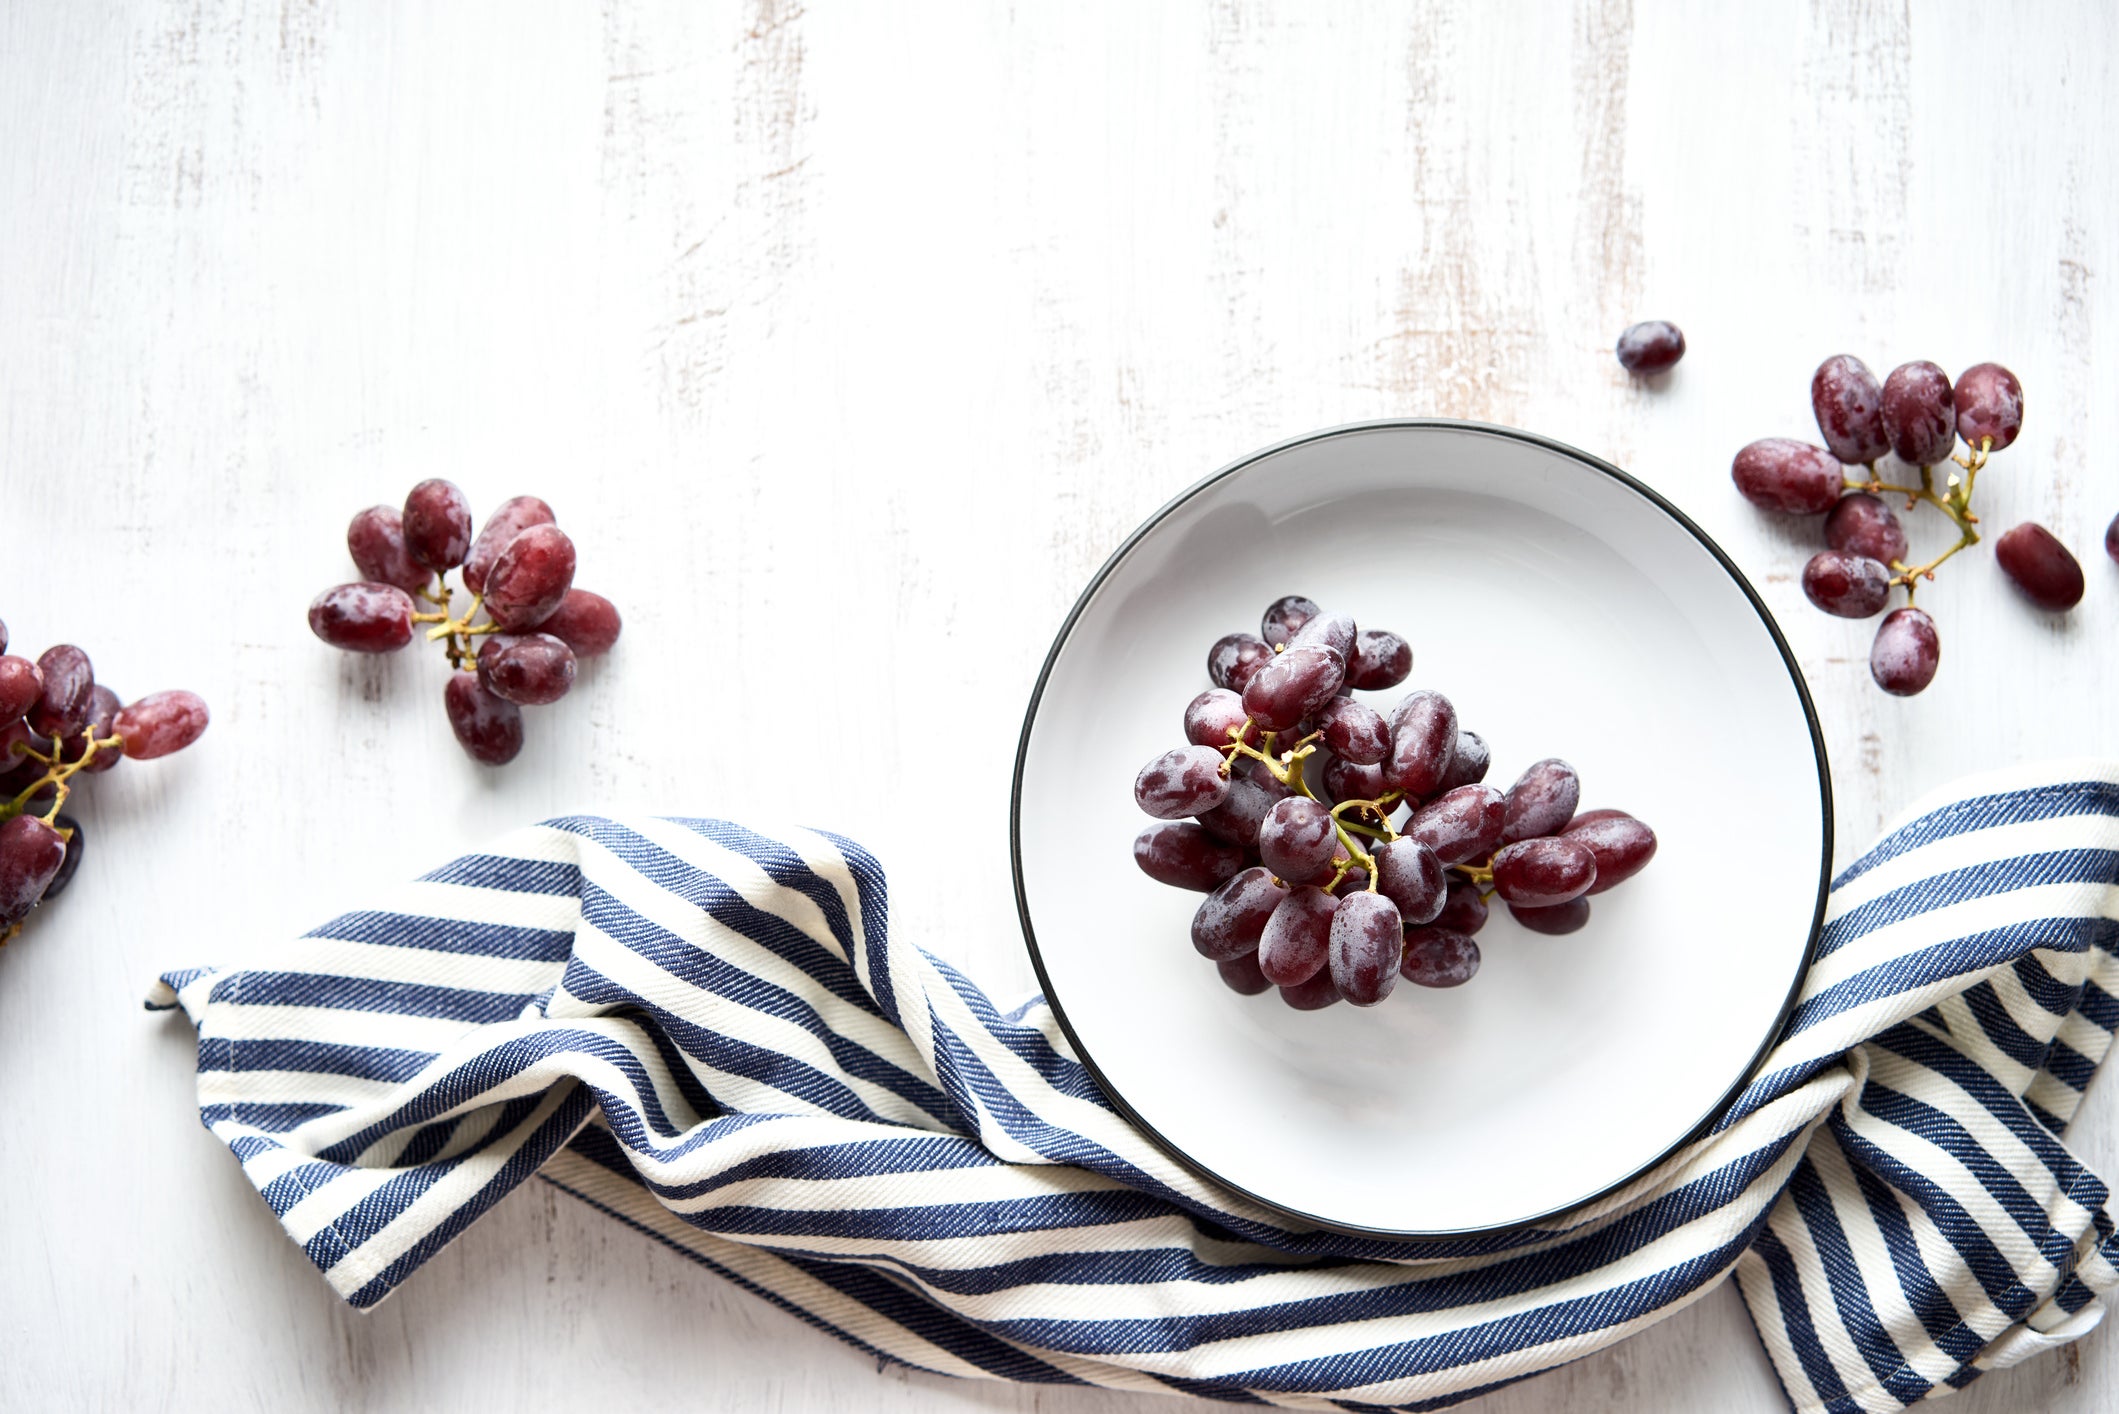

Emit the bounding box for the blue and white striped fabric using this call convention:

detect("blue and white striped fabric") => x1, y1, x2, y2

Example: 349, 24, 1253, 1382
149, 759, 2119, 1413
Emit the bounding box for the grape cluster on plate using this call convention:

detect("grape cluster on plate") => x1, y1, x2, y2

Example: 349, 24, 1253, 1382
1131, 597, 1657, 1011
309, 483, 623, 765
1734, 356, 2087, 697
0, 619, 209, 941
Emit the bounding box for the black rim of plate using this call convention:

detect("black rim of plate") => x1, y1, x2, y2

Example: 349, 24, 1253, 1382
1007, 417, 1834, 1240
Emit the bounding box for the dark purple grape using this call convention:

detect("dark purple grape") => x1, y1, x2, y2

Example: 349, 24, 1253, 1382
1994, 523, 2084, 611
1501, 759, 1579, 844
1510, 898, 1591, 935
0, 813, 67, 926
1810, 355, 1890, 464
27, 646, 93, 740
1241, 645, 1344, 732
1372, 837, 1445, 925
1408, 784, 1505, 865
1260, 595, 1320, 649
1315, 697, 1388, 766
60, 685, 123, 774
43, 814, 83, 901
1732, 439, 1842, 515
2106, 512, 2119, 567
1207, 632, 1273, 692
1953, 363, 2022, 452
1217, 951, 1273, 995
1870, 607, 1940, 696
402, 479, 473, 570
1491, 836, 1597, 907
110, 689, 209, 761
1196, 769, 1287, 848
309, 583, 416, 653
1383, 689, 1457, 799
1401, 928, 1480, 987
1258, 885, 1337, 986
1290, 611, 1357, 662
0, 656, 41, 726
1184, 688, 1259, 751
483, 524, 577, 630
1191, 867, 1289, 958
1825, 493, 1908, 567
1279, 968, 1343, 1010
478, 633, 577, 705
1329, 891, 1403, 1005
346, 506, 434, 593
1320, 756, 1392, 810
1134, 745, 1232, 819
1615, 320, 1685, 375
443, 672, 525, 765
1346, 629, 1412, 691
1259, 798, 1339, 885
0, 720, 51, 797
462, 495, 556, 595
1136, 822, 1245, 893
1801, 551, 1893, 618
1881, 362, 1956, 466
0, 619, 7, 654
1434, 876, 1488, 934
1435, 730, 1490, 792
537, 589, 623, 657
1562, 811, 1657, 893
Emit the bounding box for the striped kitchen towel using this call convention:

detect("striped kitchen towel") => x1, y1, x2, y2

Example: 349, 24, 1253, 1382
149, 758, 2119, 1413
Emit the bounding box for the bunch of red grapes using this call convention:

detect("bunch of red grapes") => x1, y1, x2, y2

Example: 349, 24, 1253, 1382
309, 482, 622, 765
0, 619, 209, 941
1131, 596, 1657, 1011
1733, 357, 2089, 697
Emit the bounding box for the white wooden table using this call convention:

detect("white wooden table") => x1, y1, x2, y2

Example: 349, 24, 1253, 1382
3, 3, 2113, 1410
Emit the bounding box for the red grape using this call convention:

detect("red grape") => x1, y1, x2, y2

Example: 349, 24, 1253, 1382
1435, 730, 1490, 792
27, 646, 94, 741
1953, 363, 2022, 451
479, 633, 577, 705
1993, 523, 2084, 610
1408, 784, 1505, 865
1290, 611, 1357, 662
1329, 891, 1403, 1006
1320, 756, 1391, 809
1207, 632, 1273, 692
1810, 355, 1890, 465
1191, 867, 1289, 960
402, 479, 474, 570
1315, 696, 1388, 765
1216, 950, 1273, 995
1801, 551, 1893, 618
0, 655, 41, 725
1184, 688, 1259, 751
482, 524, 577, 630
1561, 811, 1657, 893
1510, 898, 1591, 935
1401, 928, 1480, 987
1260, 595, 1320, 649
1825, 493, 1908, 567
1869, 607, 1940, 696
1434, 876, 1488, 934
1615, 321, 1685, 375
1278, 968, 1343, 1010
60, 685, 123, 773
1383, 689, 1458, 799
111, 689, 209, 761
1372, 837, 1445, 925
1196, 768, 1288, 848
536, 589, 623, 658
0, 814, 67, 925
2106, 512, 2119, 567
443, 672, 525, 765
463, 495, 557, 595
1491, 836, 1597, 907
1134, 745, 1232, 819
309, 583, 417, 653
1881, 361, 1956, 466
1732, 439, 1842, 515
0, 619, 7, 654
0, 720, 51, 795
1258, 885, 1337, 986
1259, 797, 1340, 885
1346, 629, 1412, 691
43, 814, 83, 900
1241, 645, 1344, 732
1501, 758, 1579, 843
1135, 822, 1245, 893
346, 506, 434, 594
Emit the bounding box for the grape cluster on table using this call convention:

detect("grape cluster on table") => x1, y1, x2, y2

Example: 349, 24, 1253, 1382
0, 619, 209, 941
1734, 356, 2092, 697
310, 483, 623, 765
1132, 596, 1656, 1012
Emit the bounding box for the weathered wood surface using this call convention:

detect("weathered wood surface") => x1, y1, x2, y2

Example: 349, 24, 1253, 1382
1, 1, 2113, 1409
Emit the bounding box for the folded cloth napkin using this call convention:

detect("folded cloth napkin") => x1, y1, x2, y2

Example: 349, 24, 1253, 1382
150, 759, 2119, 1413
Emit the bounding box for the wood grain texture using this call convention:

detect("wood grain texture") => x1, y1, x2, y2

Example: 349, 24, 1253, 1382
1, 1, 2113, 1410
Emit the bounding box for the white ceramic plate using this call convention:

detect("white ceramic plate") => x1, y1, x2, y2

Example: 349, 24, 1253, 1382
1011, 421, 1830, 1236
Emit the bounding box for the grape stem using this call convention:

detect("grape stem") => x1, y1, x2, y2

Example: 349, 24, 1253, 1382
1218, 717, 1399, 893
1, 734, 119, 825
414, 576, 505, 670
1842, 437, 1989, 608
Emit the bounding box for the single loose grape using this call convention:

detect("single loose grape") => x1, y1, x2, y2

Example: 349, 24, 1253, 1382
1561, 811, 1657, 893
1241, 645, 1344, 732
402, 479, 474, 570
1216, 951, 1273, 995
1615, 320, 1685, 375
1259, 797, 1340, 885
1810, 355, 1890, 465
1825, 493, 1908, 567
1207, 632, 1274, 692
1491, 836, 1597, 907
346, 506, 434, 594
309, 583, 417, 653
443, 672, 525, 765
1346, 629, 1412, 691
1993, 523, 2084, 611
1869, 607, 1940, 696
1260, 595, 1321, 649
1952, 363, 2022, 452
536, 589, 623, 658
1134, 745, 1232, 819
482, 524, 578, 630
1190, 867, 1289, 959
1510, 898, 1591, 935
1732, 439, 1842, 515
1801, 551, 1893, 618
1183, 688, 1258, 751
1258, 885, 1337, 986
1137, 822, 1246, 893
1401, 928, 1480, 987
1372, 837, 1445, 925
1407, 785, 1506, 865
2107, 512, 2119, 567
1501, 758, 1580, 844
1315, 696, 1389, 766
1329, 892, 1404, 1006
462, 495, 557, 595
1383, 689, 1458, 800
1881, 362, 1956, 466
